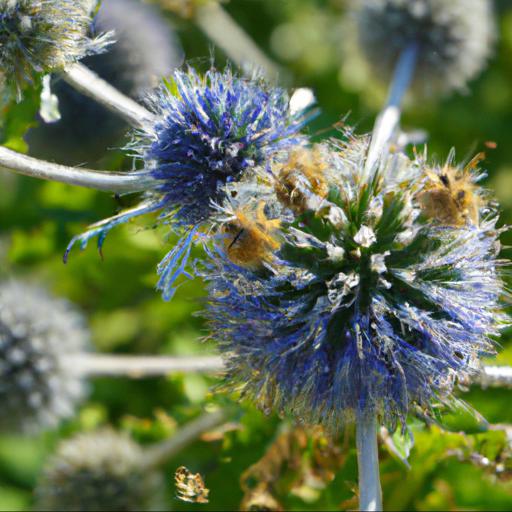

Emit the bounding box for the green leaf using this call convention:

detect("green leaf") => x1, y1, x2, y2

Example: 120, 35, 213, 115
0, 85, 41, 153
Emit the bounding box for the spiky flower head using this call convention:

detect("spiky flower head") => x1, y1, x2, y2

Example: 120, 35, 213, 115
204, 135, 508, 431
27, 0, 184, 165
0, 281, 88, 433
35, 429, 162, 511
66, 67, 313, 299
353, 0, 495, 94
0, 0, 110, 96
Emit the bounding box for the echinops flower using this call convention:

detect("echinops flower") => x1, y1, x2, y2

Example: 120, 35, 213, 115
27, 0, 184, 165
0, 0, 110, 96
204, 135, 508, 431
353, 0, 495, 94
66, 67, 314, 299
35, 429, 162, 511
0, 281, 88, 433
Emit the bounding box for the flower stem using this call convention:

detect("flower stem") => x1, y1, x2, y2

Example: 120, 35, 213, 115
61, 63, 156, 129
476, 366, 512, 389
66, 354, 225, 378
0, 146, 154, 193
364, 42, 419, 177
141, 410, 227, 469
195, 2, 284, 83
356, 411, 383, 512
356, 44, 418, 511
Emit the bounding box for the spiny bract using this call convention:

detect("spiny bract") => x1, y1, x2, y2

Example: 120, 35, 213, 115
0, 0, 110, 96
354, 0, 495, 94
204, 135, 508, 431
35, 429, 162, 511
66, 67, 313, 300
0, 281, 88, 433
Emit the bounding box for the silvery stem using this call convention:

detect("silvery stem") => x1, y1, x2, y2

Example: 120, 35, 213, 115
67, 353, 224, 378
355, 44, 418, 512
476, 366, 512, 389
141, 410, 227, 469
356, 411, 383, 512
195, 2, 283, 83
62, 63, 156, 130
0, 146, 154, 193
364, 43, 419, 177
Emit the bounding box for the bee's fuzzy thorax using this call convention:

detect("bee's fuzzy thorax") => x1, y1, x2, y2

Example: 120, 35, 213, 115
274, 147, 330, 214
222, 201, 282, 270
418, 160, 485, 227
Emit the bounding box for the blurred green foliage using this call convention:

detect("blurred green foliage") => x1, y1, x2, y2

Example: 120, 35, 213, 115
1, 0, 512, 510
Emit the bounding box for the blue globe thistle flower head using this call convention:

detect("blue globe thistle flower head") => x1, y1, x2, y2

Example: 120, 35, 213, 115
140, 67, 312, 226
66, 67, 314, 300
204, 136, 509, 431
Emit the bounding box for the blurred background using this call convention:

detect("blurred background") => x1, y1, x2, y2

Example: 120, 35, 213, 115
1, 0, 512, 510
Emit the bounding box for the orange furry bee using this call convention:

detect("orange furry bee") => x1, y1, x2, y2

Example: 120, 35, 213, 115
274, 147, 329, 213
417, 153, 485, 227
222, 201, 281, 269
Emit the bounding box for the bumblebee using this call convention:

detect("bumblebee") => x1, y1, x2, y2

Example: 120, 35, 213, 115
222, 201, 281, 269
417, 153, 485, 227
274, 147, 329, 214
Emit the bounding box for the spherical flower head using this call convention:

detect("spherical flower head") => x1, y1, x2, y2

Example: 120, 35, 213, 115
0, 0, 111, 96
0, 281, 88, 433
27, 0, 183, 165
354, 0, 495, 94
66, 67, 313, 300
205, 137, 508, 431
35, 429, 162, 511
140, 67, 312, 226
